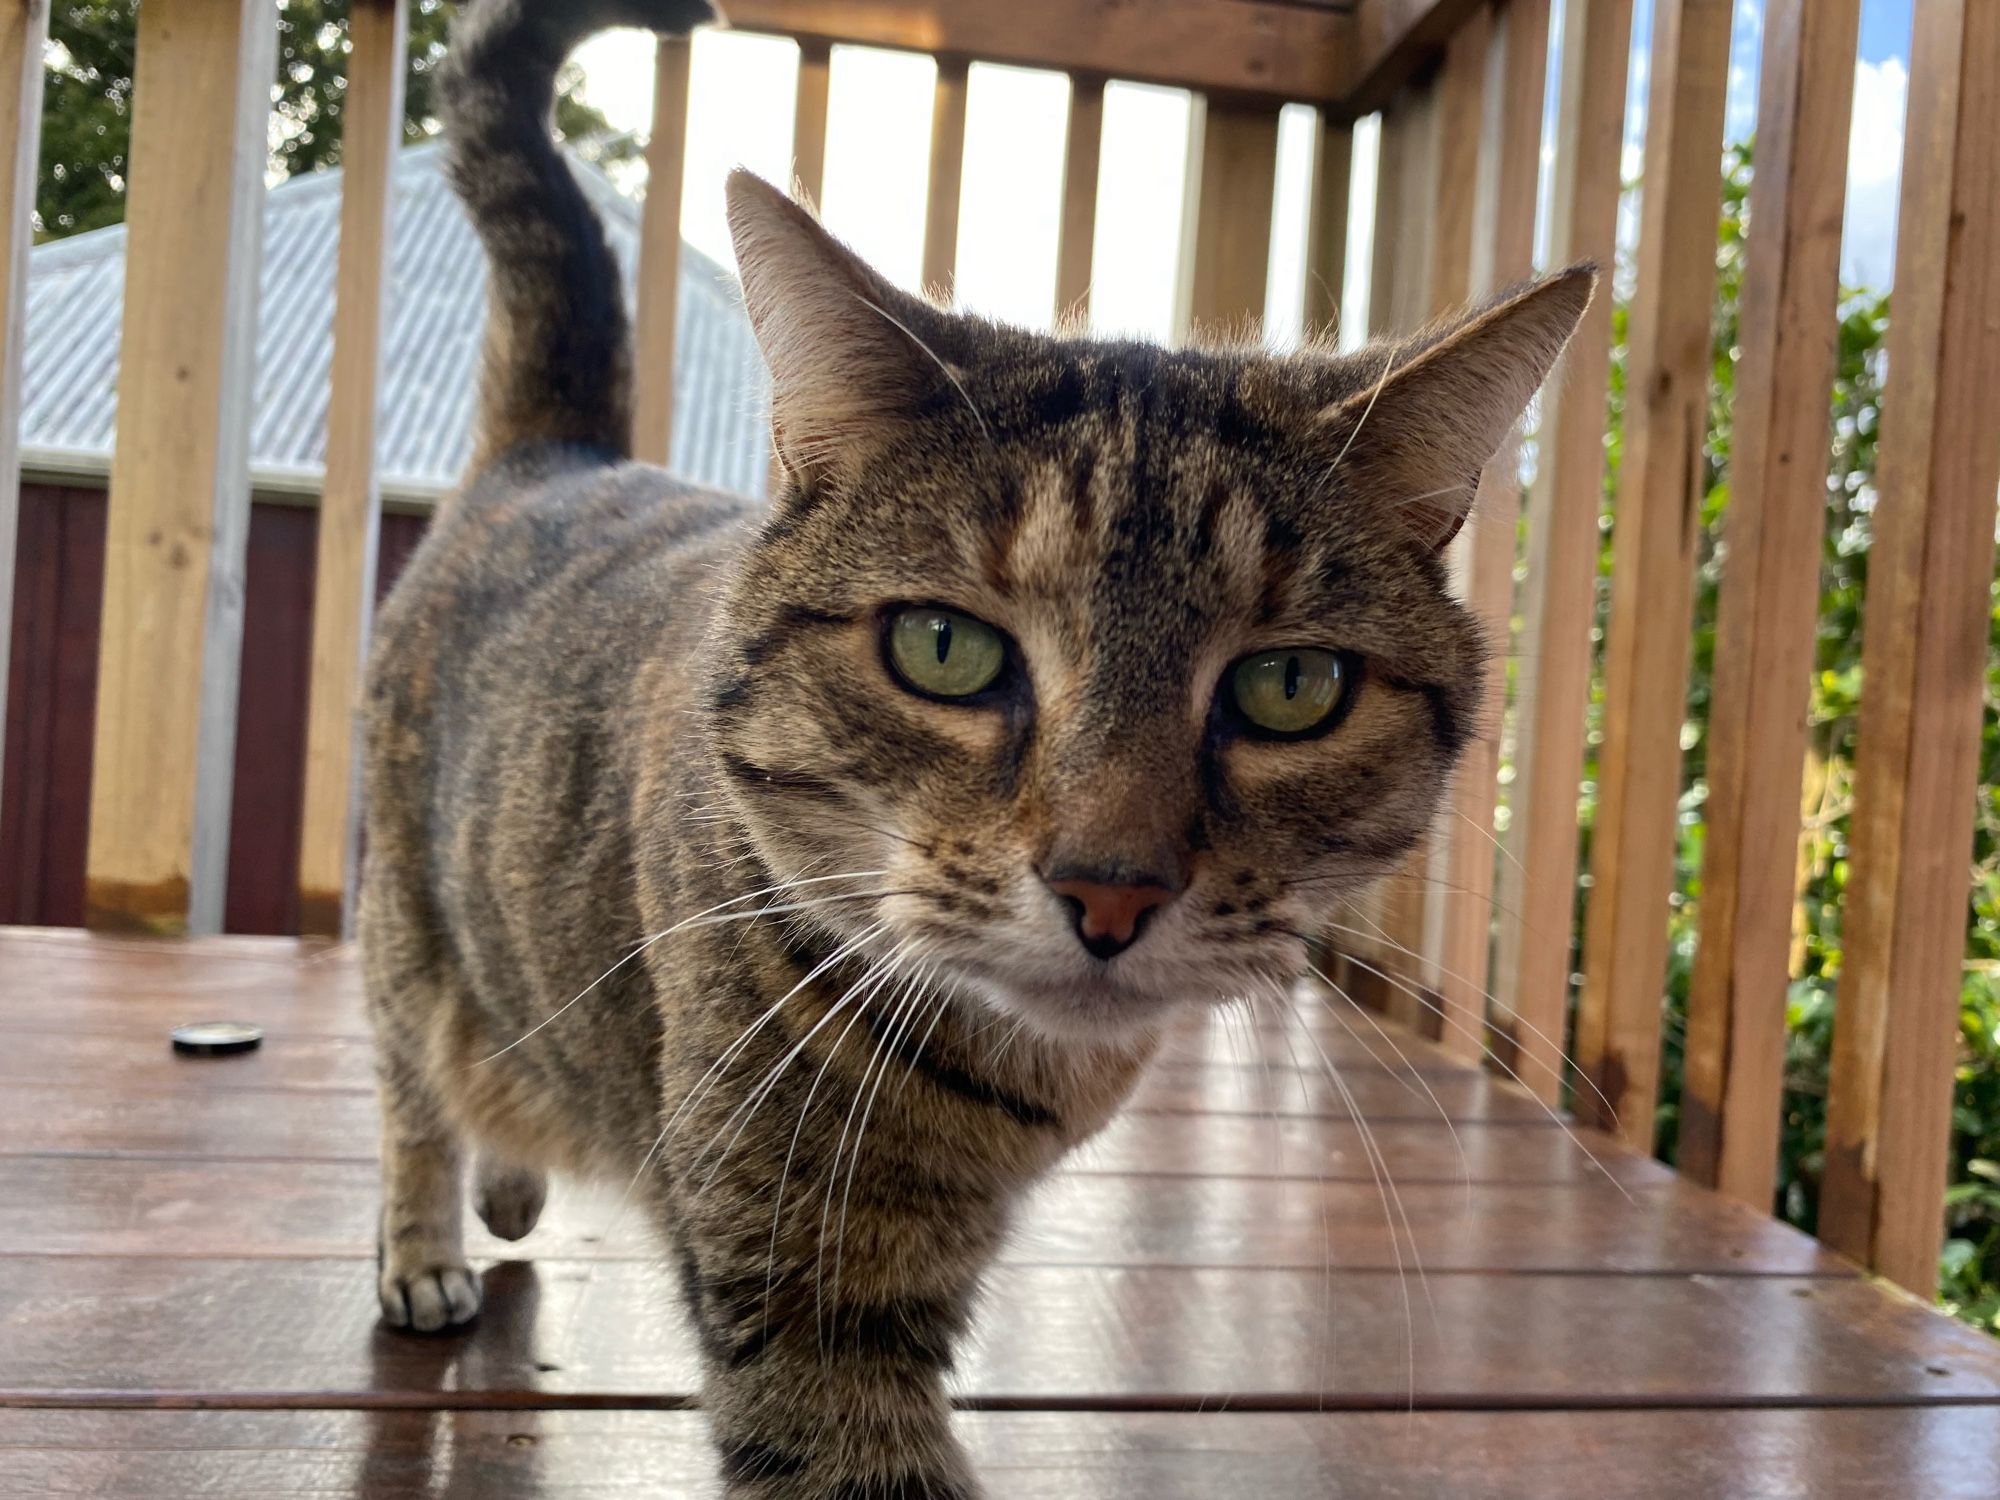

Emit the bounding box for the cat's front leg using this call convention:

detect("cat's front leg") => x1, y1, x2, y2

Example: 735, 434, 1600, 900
675, 1234, 983, 1498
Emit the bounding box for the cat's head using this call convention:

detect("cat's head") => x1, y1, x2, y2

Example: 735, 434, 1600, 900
704, 170, 1591, 1042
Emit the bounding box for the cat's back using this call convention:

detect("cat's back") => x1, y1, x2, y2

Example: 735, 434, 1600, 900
372, 447, 753, 757
362, 448, 755, 1026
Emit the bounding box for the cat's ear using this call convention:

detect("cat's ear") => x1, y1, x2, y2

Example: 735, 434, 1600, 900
1317, 265, 1596, 549
725, 169, 951, 489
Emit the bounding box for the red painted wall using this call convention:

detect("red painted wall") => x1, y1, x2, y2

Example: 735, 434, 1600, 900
0, 483, 430, 933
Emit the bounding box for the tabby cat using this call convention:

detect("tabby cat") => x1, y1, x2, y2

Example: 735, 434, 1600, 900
361, 1, 1594, 1493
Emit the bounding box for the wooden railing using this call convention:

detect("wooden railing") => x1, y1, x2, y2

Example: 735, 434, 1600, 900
2, 0, 1998, 1305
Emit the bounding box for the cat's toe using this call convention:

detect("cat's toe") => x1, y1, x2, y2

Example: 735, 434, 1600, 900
474, 1163, 547, 1242
380, 1264, 482, 1332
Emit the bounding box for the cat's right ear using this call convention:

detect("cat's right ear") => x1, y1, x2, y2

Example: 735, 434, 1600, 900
725, 170, 952, 491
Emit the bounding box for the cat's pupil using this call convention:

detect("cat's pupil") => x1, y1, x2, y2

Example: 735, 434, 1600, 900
935, 618, 953, 664
1284, 654, 1301, 700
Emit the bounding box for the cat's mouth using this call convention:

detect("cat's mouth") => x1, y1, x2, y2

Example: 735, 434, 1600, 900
940, 938, 1302, 1044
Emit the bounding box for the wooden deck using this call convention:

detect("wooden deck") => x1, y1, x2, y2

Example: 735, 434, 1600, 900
1, 927, 1997, 1496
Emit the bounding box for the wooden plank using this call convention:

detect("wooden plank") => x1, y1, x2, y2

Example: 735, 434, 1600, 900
790, 38, 832, 207
0, 0, 48, 818
1301, 110, 1354, 339
1820, 0, 2000, 1296
1363, 96, 1408, 339
84, 0, 278, 935
1678, 0, 1860, 1209
4, 1258, 1991, 1407
1572, 0, 1734, 1150
293, 0, 408, 939
630, 35, 692, 467
0, 1024, 1559, 1120
719, 0, 1358, 107
9, 1407, 2000, 1500
769, 38, 833, 496
1348, 0, 1491, 117
921, 57, 970, 299
1184, 100, 1281, 337
0, 1155, 1834, 1274
1422, 6, 1487, 319
1354, 82, 1440, 1029
1406, 12, 1491, 1037
1491, 0, 1634, 1107
0, 1083, 1673, 1187
1433, 0, 1549, 1067
1053, 74, 1105, 324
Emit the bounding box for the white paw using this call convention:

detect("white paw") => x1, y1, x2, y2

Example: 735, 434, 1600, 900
379, 1263, 482, 1332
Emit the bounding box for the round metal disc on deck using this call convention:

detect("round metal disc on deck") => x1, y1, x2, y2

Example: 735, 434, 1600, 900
170, 1021, 265, 1056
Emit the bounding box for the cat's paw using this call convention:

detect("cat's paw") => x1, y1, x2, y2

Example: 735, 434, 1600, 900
474, 1161, 547, 1242
378, 1262, 482, 1332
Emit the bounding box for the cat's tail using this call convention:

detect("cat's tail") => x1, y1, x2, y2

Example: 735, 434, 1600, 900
438, 0, 715, 473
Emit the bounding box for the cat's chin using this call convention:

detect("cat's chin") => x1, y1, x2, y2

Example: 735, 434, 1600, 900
959, 966, 1250, 1047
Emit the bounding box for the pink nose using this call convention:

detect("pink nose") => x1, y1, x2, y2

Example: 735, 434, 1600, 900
1045, 876, 1177, 960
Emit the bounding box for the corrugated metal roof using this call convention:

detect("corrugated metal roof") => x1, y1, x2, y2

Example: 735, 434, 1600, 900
21, 141, 771, 500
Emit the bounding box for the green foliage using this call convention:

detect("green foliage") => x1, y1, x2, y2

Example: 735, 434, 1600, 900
1571, 141, 2000, 1335
38, 0, 624, 241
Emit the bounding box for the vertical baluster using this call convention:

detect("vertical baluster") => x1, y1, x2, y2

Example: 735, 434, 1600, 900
1574, 0, 1735, 1150
1183, 99, 1281, 337
1493, 0, 1635, 1106
1820, 0, 2000, 1296
1302, 109, 1353, 341
632, 34, 692, 467
1356, 80, 1437, 1028
1679, 0, 1860, 1206
295, 0, 409, 939
791, 39, 832, 207
85, 0, 278, 935
1054, 73, 1104, 326
0, 0, 48, 808
1390, 13, 1488, 1031
923, 58, 970, 301
1433, 0, 1549, 1065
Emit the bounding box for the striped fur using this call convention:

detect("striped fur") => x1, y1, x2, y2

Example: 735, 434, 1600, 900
362, 4, 1594, 1494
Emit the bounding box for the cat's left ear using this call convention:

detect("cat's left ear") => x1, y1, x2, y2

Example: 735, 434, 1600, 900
1317, 265, 1596, 549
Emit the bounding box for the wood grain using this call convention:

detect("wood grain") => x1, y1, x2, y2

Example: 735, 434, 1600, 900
1184, 100, 1281, 338
0, 1083, 1670, 1187
7, 932, 1997, 1491
1574, 0, 1734, 1151
1492, 0, 1636, 1105
1677, 0, 1860, 1210
8, 1257, 1994, 1409
631, 35, 692, 467
1301, 111, 1352, 339
294, 0, 407, 940
1819, 0, 2000, 1295
5, 1407, 2000, 1500
1054, 74, 1105, 324
0, 1156, 1829, 1274
1432, 0, 1551, 1066
717, 0, 1358, 107
922, 57, 970, 299
0, 0, 47, 823
1348, 0, 1490, 117
789, 38, 832, 207
84, 0, 278, 935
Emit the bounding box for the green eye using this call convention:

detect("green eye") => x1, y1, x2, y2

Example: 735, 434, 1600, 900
886, 607, 1007, 699
1229, 649, 1347, 736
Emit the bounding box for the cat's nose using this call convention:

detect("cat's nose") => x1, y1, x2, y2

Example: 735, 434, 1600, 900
1044, 870, 1179, 960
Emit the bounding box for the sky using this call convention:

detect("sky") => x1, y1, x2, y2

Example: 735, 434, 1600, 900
571, 0, 1915, 345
